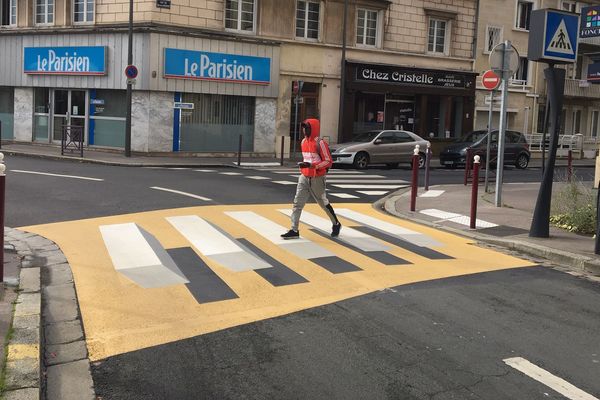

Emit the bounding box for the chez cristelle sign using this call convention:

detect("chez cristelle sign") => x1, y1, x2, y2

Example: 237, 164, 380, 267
355, 64, 473, 89
164, 48, 271, 84
24, 46, 107, 75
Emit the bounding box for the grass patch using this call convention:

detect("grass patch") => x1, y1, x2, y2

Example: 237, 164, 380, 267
550, 176, 597, 235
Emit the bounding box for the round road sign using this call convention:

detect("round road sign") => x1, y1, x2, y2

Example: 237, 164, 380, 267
481, 70, 501, 90
125, 65, 138, 79
489, 42, 520, 76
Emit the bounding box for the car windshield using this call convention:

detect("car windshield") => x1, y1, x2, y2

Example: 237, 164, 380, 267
459, 131, 490, 144
352, 131, 381, 143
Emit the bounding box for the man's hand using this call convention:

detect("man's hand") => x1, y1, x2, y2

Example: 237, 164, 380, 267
297, 162, 311, 168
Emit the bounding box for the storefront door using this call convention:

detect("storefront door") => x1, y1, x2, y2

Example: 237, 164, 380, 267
385, 100, 415, 132
52, 89, 87, 143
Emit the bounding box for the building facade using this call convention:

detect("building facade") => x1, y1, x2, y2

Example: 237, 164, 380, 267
474, 0, 600, 158
0, 0, 477, 155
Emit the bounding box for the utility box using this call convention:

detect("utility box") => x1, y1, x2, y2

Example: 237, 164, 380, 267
276, 135, 290, 159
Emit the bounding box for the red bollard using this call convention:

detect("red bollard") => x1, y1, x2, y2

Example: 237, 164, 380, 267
567, 149, 573, 182
410, 145, 420, 212
464, 147, 472, 186
470, 155, 481, 229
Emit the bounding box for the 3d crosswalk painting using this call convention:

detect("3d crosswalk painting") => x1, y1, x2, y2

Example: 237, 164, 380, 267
20, 204, 535, 361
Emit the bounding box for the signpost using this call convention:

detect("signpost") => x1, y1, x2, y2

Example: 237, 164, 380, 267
292, 80, 304, 158
528, 9, 579, 238
481, 70, 500, 193
489, 42, 519, 206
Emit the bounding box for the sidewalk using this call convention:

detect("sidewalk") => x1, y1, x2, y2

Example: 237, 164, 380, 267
384, 181, 600, 276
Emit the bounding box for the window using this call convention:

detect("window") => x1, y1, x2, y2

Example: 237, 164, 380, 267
572, 109, 582, 134
296, 1, 319, 40
516, 1, 533, 30
537, 104, 546, 133
377, 132, 396, 144
512, 57, 529, 85
225, 0, 254, 32
73, 0, 94, 23
485, 26, 502, 53
561, 1, 576, 12
428, 18, 448, 54
395, 132, 414, 143
36, 0, 53, 24
591, 110, 599, 138
356, 8, 378, 47
0, 0, 17, 26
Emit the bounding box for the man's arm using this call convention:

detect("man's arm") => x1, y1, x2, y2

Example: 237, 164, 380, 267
313, 140, 332, 170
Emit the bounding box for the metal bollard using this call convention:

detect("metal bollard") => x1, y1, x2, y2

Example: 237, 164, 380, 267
0, 153, 5, 282
280, 136, 285, 166
567, 149, 573, 183
464, 147, 472, 186
237, 134, 243, 167
470, 155, 481, 230
424, 143, 431, 191
410, 145, 420, 212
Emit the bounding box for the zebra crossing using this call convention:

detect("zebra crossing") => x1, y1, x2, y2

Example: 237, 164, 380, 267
192, 167, 410, 199
20, 203, 534, 361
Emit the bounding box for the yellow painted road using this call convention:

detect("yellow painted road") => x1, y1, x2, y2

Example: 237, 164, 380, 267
20, 204, 534, 361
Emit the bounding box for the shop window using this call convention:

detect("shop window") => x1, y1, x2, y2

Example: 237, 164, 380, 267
180, 94, 255, 152
90, 90, 126, 148
484, 26, 502, 54
511, 57, 529, 86
427, 18, 449, 55
225, 0, 255, 32
296, 1, 320, 40
591, 110, 599, 138
33, 88, 50, 141
0, 0, 17, 26
0, 87, 14, 140
73, 0, 94, 23
353, 92, 384, 135
516, 1, 533, 30
36, 0, 53, 24
356, 8, 378, 47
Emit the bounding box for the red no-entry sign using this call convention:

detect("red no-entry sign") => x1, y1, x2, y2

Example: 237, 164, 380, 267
482, 70, 500, 90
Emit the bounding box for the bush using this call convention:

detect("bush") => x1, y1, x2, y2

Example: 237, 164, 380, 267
550, 177, 597, 235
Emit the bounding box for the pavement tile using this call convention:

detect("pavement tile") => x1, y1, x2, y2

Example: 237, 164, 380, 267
19, 268, 41, 293
46, 360, 96, 400
5, 358, 39, 390
3, 388, 40, 400
45, 320, 84, 345
45, 341, 88, 366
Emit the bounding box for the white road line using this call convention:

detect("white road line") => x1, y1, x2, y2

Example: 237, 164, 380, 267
246, 176, 271, 180
236, 162, 282, 167
333, 184, 407, 189
168, 167, 191, 170
327, 179, 408, 184
195, 169, 216, 172
11, 170, 104, 181
220, 172, 243, 176
357, 191, 389, 196
292, 174, 385, 179
419, 190, 445, 198
330, 193, 359, 199
150, 187, 212, 201
273, 181, 297, 185
504, 357, 599, 400
420, 209, 462, 219
419, 209, 498, 228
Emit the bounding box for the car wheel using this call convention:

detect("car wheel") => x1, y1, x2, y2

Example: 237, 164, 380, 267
418, 153, 426, 169
353, 152, 369, 169
515, 153, 529, 169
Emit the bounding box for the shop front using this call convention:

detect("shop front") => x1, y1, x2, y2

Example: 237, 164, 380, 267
341, 62, 477, 151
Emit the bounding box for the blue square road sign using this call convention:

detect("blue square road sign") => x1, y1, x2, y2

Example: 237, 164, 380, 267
528, 9, 579, 64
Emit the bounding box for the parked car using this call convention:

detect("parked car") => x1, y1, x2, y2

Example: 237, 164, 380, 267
330, 130, 430, 170
439, 130, 531, 169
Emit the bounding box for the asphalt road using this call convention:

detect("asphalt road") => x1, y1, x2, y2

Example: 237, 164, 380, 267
6, 154, 600, 400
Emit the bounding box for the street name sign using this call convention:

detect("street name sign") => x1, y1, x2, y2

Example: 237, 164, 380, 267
528, 9, 579, 64
174, 102, 194, 110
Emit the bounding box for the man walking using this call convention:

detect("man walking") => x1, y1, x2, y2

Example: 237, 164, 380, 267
281, 118, 342, 239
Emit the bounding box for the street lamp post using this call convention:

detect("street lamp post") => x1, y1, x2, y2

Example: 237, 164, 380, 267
124, 0, 134, 157
337, 0, 348, 142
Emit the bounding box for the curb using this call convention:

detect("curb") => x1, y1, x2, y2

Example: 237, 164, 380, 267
374, 189, 600, 277
2, 228, 96, 400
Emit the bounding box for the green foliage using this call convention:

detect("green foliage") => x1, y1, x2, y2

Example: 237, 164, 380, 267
550, 177, 597, 235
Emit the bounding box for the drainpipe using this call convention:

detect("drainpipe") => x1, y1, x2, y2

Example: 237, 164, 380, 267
337, 0, 348, 143
472, 0, 480, 62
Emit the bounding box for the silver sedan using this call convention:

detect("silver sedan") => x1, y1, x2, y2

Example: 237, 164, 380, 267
329, 130, 430, 169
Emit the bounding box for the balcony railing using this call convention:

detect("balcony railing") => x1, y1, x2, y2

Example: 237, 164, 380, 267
564, 78, 600, 99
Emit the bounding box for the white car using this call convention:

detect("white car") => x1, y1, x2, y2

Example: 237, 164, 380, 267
329, 130, 430, 169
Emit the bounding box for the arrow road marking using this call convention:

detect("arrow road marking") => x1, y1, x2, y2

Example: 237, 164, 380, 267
504, 357, 598, 400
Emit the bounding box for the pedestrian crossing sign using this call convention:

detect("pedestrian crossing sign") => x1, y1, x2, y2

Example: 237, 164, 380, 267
528, 9, 579, 64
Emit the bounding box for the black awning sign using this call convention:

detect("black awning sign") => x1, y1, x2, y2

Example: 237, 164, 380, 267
356, 65, 473, 89
157, 0, 171, 8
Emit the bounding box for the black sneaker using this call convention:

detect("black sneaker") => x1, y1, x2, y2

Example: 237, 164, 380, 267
281, 230, 300, 240
331, 223, 342, 237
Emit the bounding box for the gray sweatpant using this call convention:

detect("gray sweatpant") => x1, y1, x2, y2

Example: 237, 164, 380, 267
290, 174, 337, 231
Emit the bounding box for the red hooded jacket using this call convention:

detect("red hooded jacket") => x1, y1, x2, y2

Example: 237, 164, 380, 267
300, 118, 332, 177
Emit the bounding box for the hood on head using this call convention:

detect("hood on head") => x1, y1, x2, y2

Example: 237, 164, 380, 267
302, 118, 320, 139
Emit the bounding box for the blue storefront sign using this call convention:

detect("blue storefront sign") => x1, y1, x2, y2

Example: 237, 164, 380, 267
588, 62, 600, 83
164, 48, 271, 85
24, 46, 107, 75
580, 6, 600, 38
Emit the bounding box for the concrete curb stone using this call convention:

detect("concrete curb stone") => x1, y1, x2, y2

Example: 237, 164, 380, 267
375, 191, 600, 277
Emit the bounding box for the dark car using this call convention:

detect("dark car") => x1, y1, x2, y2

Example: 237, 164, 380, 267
439, 130, 530, 169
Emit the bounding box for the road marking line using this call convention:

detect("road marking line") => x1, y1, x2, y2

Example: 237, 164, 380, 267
420, 209, 462, 219
419, 209, 498, 228
99, 223, 189, 288
273, 181, 297, 185
236, 162, 282, 167
419, 190, 445, 198
220, 172, 242, 176
330, 193, 359, 199
194, 169, 216, 172
11, 170, 104, 181
333, 184, 408, 189
292, 174, 386, 179
327, 179, 409, 184
150, 187, 212, 201
504, 357, 599, 400
167, 215, 272, 272
357, 191, 389, 196
246, 176, 271, 180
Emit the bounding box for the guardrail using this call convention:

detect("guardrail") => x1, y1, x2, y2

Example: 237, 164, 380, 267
526, 133, 583, 156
